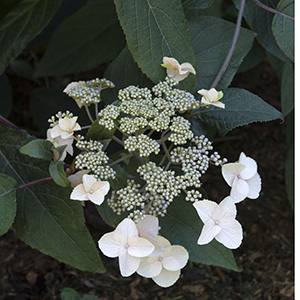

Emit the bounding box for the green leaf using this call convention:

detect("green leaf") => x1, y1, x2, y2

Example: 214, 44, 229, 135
195, 88, 283, 136
0, 74, 12, 118
159, 195, 239, 271
102, 46, 153, 104
233, 0, 291, 63
10, 60, 37, 81
19, 139, 54, 160
29, 87, 90, 134
281, 63, 294, 117
60, 288, 81, 300
49, 161, 70, 187
0, 174, 17, 236
34, 0, 125, 77
0, 0, 22, 20
272, 0, 294, 62
0, 125, 105, 273
86, 120, 116, 141
0, 0, 62, 74
81, 296, 98, 300
188, 16, 256, 90
182, 0, 214, 9
114, 0, 196, 87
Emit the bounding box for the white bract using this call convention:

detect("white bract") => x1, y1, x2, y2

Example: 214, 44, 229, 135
70, 174, 110, 205
137, 236, 189, 288
98, 218, 155, 277
198, 88, 225, 109
50, 116, 81, 139
68, 169, 90, 188
221, 152, 261, 203
193, 196, 243, 249
161, 57, 196, 82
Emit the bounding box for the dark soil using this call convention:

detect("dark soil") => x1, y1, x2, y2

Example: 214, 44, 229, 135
0, 61, 294, 299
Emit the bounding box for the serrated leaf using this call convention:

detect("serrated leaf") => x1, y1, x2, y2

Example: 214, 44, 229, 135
29, 87, 90, 134
19, 139, 54, 160
86, 120, 116, 141
60, 288, 81, 300
0, 174, 17, 236
233, 0, 291, 63
272, 0, 294, 62
49, 161, 70, 187
281, 63, 294, 117
195, 88, 283, 136
188, 16, 256, 90
0, 125, 105, 273
0, 0, 62, 74
102, 46, 153, 104
114, 0, 196, 88
34, 0, 125, 77
0, 74, 12, 118
159, 195, 239, 271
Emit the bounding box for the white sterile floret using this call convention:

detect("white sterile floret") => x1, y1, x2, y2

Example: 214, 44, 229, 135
137, 235, 189, 287
46, 128, 74, 161
50, 116, 81, 139
198, 88, 225, 109
70, 174, 110, 205
161, 57, 196, 82
221, 152, 261, 203
193, 196, 243, 249
98, 218, 155, 277
67, 170, 90, 188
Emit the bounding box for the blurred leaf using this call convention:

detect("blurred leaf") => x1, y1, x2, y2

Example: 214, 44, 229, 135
0, 0, 22, 20
182, 0, 214, 9
114, 0, 196, 89
49, 161, 70, 187
34, 0, 125, 77
19, 139, 53, 160
159, 195, 239, 271
233, 0, 291, 63
195, 88, 284, 136
272, 0, 294, 62
0, 125, 105, 273
10, 60, 38, 82
188, 16, 256, 90
266, 50, 284, 78
0, 74, 12, 118
0, 0, 62, 74
184, 0, 222, 19
0, 174, 17, 236
60, 288, 81, 300
102, 46, 153, 104
29, 87, 90, 134
81, 296, 97, 300
281, 63, 294, 116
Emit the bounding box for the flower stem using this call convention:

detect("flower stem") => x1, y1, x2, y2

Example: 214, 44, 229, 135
108, 153, 133, 167
0, 115, 19, 129
112, 135, 124, 146
210, 0, 246, 89
253, 0, 294, 20
85, 106, 94, 123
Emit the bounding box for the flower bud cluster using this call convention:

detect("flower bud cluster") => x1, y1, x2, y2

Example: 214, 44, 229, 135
48, 111, 73, 127
168, 116, 194, 145
185, 189, 202, 202
74, 139, 115, 180
119, 117, 148, 134
124, 134, 160, 157
64, 78, 114, 108
98, 105, 120, 131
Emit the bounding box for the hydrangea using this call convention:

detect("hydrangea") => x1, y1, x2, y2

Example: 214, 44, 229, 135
221, 152, 261, 203
198, 88, 225, 109
50, 116, 81, 139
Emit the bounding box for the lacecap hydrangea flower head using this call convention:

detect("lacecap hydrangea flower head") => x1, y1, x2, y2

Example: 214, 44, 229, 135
221, 152, 261, 203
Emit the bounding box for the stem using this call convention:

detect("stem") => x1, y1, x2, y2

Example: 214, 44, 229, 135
95, 102, 99, 117
160, 141, 172, 166
159, 142, 174, 166
112, 135, 125, 146
81, 125, 92, 130
108, 153, 133, 167
210, 0, 246, 89
253, 0, 294, 20
0, 177, 53, 198
0, 115, 19, 129
85, 106, 94, 123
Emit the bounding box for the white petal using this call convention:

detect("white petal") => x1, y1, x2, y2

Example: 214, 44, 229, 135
140, 234, 163, 257
156, 236, 171, 249
68, 117, 78, 129
222, 163, 246, 187
70, 184, 88, 201
160, 246, 189, 271
197, 89, 208, 97
118, 248, 140, 277
60, 131, 73, 139
136, 215, 158, 239
72, 123, 81, 132
210, 101, 225, 109
127, 237, 154, 257
238, 152, 257, 179
87, 190, 105, 205
137, 257, 162, 278
82, 174, 97, 192
215, 218, 243, 249
217, 196, 237, 219
93, 181, 110, 196
50, 124, 63, 138
193, 200, 217, 223
246, 173, 261, 199
98, 231, 126, 257
152, 268, 180, 288
58, 118, 71, 131
230, 177, 249, 203
68, 170, 90, 188
180, 62, 196, 75
197, 219, 221, 245
115, 218, 139, 238
207, 88, 218, 101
